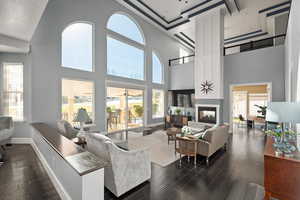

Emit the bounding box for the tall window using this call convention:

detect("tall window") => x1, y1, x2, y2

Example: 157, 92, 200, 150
2, 63, 24, 121
107, 13, 145, 80
107, 37, 144, 80
152, 52, 163, 84
152, 89, 164, 118
107, 13, 145, 44
62, 23, 93, 71
62, 79, 94, 125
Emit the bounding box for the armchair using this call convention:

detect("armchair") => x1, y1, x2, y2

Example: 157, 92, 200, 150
57, 120, 78, 139
0, 116, 14, 164
86, 133, 151, 197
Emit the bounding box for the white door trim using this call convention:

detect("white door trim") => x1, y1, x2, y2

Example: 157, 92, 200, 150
229, 82, 272, 132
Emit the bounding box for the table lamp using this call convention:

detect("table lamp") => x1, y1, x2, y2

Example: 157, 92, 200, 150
73, 108, 91, 138
266, 102, 300, 156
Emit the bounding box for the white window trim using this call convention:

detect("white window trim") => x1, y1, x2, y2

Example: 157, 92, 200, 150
1, 62, 24, 122
61, 21, 95, 72
152, 88, 165, 119
152, 51, 164, 85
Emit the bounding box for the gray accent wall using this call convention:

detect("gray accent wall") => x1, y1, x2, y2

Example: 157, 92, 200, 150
168, 45, 285, 124
223, 45, 285, 122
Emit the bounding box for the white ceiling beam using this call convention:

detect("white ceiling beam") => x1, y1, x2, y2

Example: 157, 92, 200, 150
0, 33, 30, 53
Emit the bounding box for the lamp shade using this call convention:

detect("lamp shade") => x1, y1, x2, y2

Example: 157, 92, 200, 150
266, 102, 300, 123
73, 108, 91, 123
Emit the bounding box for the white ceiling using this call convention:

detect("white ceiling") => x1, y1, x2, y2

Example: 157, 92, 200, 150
0, 0, 290, 53
0, 0, 48, 53
143, 0, 208, 21
118, 0, 291, 50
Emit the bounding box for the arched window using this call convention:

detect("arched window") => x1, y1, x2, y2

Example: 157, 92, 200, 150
107, 13, 145, 44
62, 22, 93, 71
152, 52, 163, 84
107, 13, 145, 80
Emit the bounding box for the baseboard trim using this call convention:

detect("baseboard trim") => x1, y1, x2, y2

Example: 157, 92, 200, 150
30, 140, 72, 200
10, 137, 33, 144
146, 122, 164, 127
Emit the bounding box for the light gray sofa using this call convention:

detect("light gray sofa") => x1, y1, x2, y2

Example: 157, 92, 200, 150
187, 122, 229, 165
0, 116, 14, 163
86, 133, 151, 197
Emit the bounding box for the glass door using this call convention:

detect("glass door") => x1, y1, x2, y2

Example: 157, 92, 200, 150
127, 89, 144, 129
106, 87, 127, 133
232, 91, 248, 122
106, 87, 144, 133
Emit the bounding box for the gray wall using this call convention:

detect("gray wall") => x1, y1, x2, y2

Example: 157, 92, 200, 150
28, 0, 192, 131
223, 45, 285, 122
0, 53, 32, 138
170, 62, 194, 90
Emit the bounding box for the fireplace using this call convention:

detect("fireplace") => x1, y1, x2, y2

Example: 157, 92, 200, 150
195, 104, 220, 125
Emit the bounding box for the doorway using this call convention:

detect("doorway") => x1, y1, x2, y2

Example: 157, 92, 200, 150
106, 86, 144, 133
229, 83, 272, 131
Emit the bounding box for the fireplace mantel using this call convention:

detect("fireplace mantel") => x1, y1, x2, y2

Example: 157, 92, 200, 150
195, 104, 220, 125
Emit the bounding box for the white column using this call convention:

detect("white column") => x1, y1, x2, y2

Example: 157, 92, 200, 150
194, 8, 224, 99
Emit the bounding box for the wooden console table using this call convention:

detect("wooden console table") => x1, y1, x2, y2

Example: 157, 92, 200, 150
264, 136, 300, 200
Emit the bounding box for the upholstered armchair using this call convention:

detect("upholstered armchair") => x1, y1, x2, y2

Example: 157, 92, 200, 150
86, 133, 151, 197
57, 120, 78, 139
0, 116, 14, 163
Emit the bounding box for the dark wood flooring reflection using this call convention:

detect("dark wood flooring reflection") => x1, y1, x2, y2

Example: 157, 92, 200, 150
0, 144, 61, 200
105, 127, 265, 200
0, 127, 265, 200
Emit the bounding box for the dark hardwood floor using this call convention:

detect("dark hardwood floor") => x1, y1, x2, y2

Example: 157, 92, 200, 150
105, 127, 265, 200
0, 127, 265, 200
0, 144, 61, 200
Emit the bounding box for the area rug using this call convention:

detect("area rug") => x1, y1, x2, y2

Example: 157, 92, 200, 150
127, 130, 180, 167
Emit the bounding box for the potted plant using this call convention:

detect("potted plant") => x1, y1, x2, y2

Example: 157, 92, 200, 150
133, 105, 143, 118
265, 125, 297, 155
254, 104, 267, 118
175, 108, 181, 115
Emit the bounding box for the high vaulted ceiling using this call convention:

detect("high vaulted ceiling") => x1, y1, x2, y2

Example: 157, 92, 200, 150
118, 0, 291, 50
0, 0, 48, 53
0, 0, 291, 53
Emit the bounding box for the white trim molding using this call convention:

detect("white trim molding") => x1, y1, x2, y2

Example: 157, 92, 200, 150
10, 137, 32, 144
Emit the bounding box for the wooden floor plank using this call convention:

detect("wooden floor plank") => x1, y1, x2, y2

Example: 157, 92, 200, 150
0, 127, 265, 200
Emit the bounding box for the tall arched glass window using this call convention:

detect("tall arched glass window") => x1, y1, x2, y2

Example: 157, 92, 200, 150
107, 13, 145, 80
107, 13, 145, 44
152, 52, 163, 84
62, 22, 93, 71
